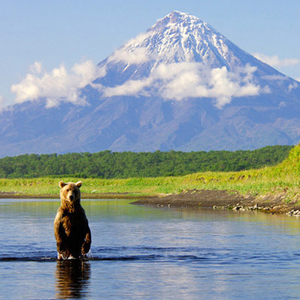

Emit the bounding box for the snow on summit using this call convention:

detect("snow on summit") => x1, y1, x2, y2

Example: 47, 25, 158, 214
112, 11, 233, 66
146, 11, 229, 64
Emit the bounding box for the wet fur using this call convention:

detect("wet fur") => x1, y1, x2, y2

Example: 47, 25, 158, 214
54, 181, 91, 259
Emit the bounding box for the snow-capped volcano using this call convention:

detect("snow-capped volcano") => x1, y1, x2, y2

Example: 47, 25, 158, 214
116, 11, 240, 67
95, 11, 284, 109
1, 11, 300, 157
106, 11, 251, 68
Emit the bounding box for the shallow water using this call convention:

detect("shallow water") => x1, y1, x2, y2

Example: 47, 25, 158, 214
1, 198, 300, 299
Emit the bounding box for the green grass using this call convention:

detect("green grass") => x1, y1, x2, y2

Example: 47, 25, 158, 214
1, 144, 300, 200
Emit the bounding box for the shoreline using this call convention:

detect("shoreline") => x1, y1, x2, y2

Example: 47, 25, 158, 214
131, 189, 300, 216
2, 189, 300, 215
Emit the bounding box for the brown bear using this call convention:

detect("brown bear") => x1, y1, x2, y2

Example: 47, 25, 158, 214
54, 181, 91, 260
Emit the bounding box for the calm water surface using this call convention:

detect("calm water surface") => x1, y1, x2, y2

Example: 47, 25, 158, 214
1, 198, 300, 299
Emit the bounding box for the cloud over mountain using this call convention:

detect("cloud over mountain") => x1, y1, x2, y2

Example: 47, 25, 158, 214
11, 60, 104, 108
253, 53, 300, 68
103, 62, 263, 108
108, 46, 151, 65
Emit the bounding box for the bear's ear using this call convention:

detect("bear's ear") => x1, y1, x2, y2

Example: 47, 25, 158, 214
59, 181, 67, 188
75, 181, 82, 188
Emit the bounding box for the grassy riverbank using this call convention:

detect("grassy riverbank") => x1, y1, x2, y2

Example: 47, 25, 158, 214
1, 145, 300, 203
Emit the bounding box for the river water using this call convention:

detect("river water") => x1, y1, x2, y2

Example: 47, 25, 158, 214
1, 198, 300, 299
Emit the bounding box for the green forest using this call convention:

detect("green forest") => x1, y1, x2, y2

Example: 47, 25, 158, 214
0, 145, 293, 179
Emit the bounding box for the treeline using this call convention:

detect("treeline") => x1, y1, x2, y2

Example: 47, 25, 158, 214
0, 145, 293, 179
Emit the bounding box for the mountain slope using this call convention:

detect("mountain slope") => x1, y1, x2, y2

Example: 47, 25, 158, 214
0, 11, 300, 157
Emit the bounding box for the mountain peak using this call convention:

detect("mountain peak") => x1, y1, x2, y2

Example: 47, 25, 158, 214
107, 10, 234, 68
153, 11, 225, 62
100, 10, 252, 96
153, 10, 204, 27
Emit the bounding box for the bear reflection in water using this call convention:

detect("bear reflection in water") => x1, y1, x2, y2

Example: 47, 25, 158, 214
55, 260, 91, 299
54, 181, 92, 260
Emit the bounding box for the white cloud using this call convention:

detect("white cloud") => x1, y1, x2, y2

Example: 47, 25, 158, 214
279, 101, 286, 108
262, 75, 288, 81
11, 60, 105, 108
108, 47, 150, 65
158, 63, 261, 108
104, 78, 152, 97
253, 53, 300, 68
29, 61, 43, 74
288, 81, 298, 92
103, 62, 263, 108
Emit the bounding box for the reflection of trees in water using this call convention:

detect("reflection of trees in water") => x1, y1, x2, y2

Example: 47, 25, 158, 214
55, 260, 91, 299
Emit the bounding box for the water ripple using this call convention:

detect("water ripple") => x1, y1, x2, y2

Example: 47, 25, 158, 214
2, 246, 298, 264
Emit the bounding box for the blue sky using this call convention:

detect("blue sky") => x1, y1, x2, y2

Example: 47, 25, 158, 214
1, 0, 300, 107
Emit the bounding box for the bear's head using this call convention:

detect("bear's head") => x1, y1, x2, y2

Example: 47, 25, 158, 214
59, 181, 82, 207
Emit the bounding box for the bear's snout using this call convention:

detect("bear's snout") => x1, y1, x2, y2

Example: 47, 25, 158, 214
66, 190, 76, 202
